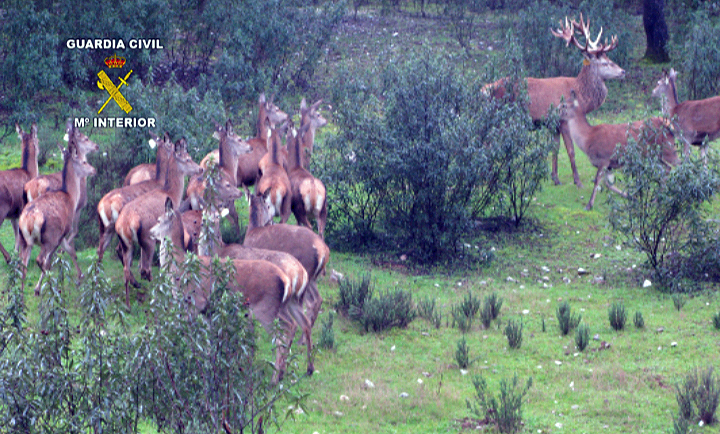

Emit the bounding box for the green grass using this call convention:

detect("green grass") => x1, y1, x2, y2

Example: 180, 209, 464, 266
2, 6, 720, 434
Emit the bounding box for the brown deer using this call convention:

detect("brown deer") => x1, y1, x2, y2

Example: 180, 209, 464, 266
187, 120, 252, 232
652, 68, 720, 159
122, 136, 169, 186
149, 197, 314, 382
115, 138, 202, 307
559, 90, 679, 210
255, 123, 292, 223
96, 133, 173, 263
298, 98, 328, 167
19, 136, 96, 294
244, 191, 330, 340
287, 123, 327, 238
0, 123, 39, 262
484, 14, 625, 188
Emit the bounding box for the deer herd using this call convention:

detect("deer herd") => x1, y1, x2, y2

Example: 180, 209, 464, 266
1, 13, 719, 382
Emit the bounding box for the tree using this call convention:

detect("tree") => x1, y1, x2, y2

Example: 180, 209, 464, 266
643, 0, 670, 62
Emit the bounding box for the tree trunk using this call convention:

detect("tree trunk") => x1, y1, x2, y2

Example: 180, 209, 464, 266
643, 0, 670, 62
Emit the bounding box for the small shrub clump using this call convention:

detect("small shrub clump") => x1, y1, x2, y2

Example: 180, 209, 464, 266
335, 273, 373, 317
556, 301, 581, 335
673, 366, 720, 427
713, 312, 720, 330
575, 323, 590, 352
356, 288, 416, 333
480, 300, 494, 329
485, 292, 504, 320
319, 312, 335, 350
672, 293, 687, 312
505, 318, 523, 349
460, 291, 482, 319
609, 302, 627, 331
418, 296, 442, 329
456, 336, 473, 369
467, 374, 533, 434
452, 305, 473, 333
634, 311, 645, 329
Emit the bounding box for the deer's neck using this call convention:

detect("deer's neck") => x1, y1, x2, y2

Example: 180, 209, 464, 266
564, 115, 593, 155
219, 136, 239, 184
288, 134, 302, 170
61, 160, 82, 209
575, 64, 608, 114
154, 146, 169, 183
22, 139, 39, 178
163, 156, 186, 208
662, 81, 680, 115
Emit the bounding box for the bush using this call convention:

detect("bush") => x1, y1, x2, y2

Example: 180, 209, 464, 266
634, 311, 645, 329
556, 301, 581, 335
485, 292, 504, 320
672, 293, 687, 311
674, 366, 720, 426
575, 323, 590, 351
319, 312, 335, 350
456, 336, 472, 369
356, 288, 416, 333
452, 304, 473, 333
467, 374, 533, 434
681, 6, 720, 100
505, 318, 523, 349
418, 296, 442, 329
480, 299, 494, 329
335, 273, 374, 317
714, 312, 720, 330
609, 302, 627, 331
460, 291, 482, 319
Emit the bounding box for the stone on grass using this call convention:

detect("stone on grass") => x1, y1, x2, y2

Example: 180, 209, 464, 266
364, 379, 375, 389
400, 392, 409, 398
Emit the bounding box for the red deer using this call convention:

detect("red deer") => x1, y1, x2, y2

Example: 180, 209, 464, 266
149, 197, 314, 382
484, 14, 625, 188
652, 68, 720, 159
122, 134, 176, 186
255, 123, 292, 223
298, 98, 328, 167
244, 191, 330, 339
200, 94, 288, 196
19, 136, 96, 294
115, 138, 202, 307
287, 123, 327, 238
96, 133, 173, 263
187, 120, 252, 233
0, 123, 39, 262
559, 90, 679, 210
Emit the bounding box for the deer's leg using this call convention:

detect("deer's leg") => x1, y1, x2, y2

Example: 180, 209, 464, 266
603, 171, 627, 198
227, 202, 241, 235
560, 125, 583, 189
551, 132, 562, 186
11, 218, 21, 252
0, 216, 12, 263
303, 280, 323, 329
284, 300, 314, 376
139, 238, 155, 283
97, 223, 115, 264
60, 236, 83, 281
279, 195, 291, 225
585, 167, 605, 211
317, 202, 327, 240
35, 243, 60, 296
19, 237, 32, 292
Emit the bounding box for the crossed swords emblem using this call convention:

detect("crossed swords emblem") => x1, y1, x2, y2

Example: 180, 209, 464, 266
97, 69, 133, 114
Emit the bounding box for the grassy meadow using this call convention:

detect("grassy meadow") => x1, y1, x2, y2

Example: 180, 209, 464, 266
2, 6, 720, 434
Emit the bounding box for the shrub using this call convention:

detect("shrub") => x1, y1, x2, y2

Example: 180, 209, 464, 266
608, 123, 720, 284
418, 296, 442, 329
556, 301, 581, 335
541, 317, 546, 332
456, 336, 472, 369
672, 293, 687, 311
575, 323, 590, 351
336, 273, 374, 317
480, 299, 494, 329
634, 311, 645, 329
674, 366, 720, 426
505, 318, 523, 349
319, 312, 335, 350
460, 291, 482, 319
681, 6, 720, 100
714, 312, 720, 330
467, 374, 533, 434
485, 292, 504, 320
357, 288, 416, 333
452, 304, 473, 334
609, 302, 627, 331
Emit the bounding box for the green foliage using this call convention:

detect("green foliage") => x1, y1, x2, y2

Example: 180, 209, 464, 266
672, 293, 687, 311
556, 301, 581, 335
356, 288, 416, 333
713, 312, 720, 330
452, 304, 473, 333
635, 311, 645, 329
609, 302, 627, 331
459, 291, 482, 319
480, 298, 494, 329
608, 122, 720, 285
674, 366, 720, 427
504, 318, 523, 349
418, 296, 442, 329
455, 335, 472, 369
467, 374, 533, 434
681, 6, 720, 100
335, 273, 374, 317
485, 292, 504, 320
319, 312, 335, 350
575, 322, 590, 351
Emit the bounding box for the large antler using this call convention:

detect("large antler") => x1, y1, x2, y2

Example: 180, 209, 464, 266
552, 13, 619, 56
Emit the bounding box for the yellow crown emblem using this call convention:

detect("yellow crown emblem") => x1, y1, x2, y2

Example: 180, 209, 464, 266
104, 54, 126, 69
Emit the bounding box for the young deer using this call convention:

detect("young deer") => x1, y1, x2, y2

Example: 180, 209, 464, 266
19, 137, 96, 295
298, 98, 328, 168
244, 191, 330, 339
652, 68, 720, 159
484, 14, 625, 188
187, 120, 252, 232
0, 123, 39, 262
96, 133, 173, 263
559, 90, 679, 210
150, 197, 314, 383
115, 138, 202, 307
255, 123, 292, 223
287, 123, 327, 239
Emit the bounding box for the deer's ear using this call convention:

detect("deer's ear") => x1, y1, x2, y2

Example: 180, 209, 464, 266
259, 93, 266, 104
15, 123, 22, 137
300, 98, 308, 111
165, 197, 174, 213
311, 99, 323, 111
31, 122, 38, 136
225, 119, 233, 134
669, 68, 677, 80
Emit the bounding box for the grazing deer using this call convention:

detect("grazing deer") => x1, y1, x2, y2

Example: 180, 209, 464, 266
287, 123, 327, 238
484, 14, 625, 188
0, 123, 39, 262
187, 120, 252, 232
256, 123, 292, 223
96, 133, 173, 263
652, 68, 720, 159
244, 191, 330, 339
149, 197, 314, 382
298, 98, 328, 167
559, 90, 679, 210
115, 138, 202, 307
19, 137, 96, 294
